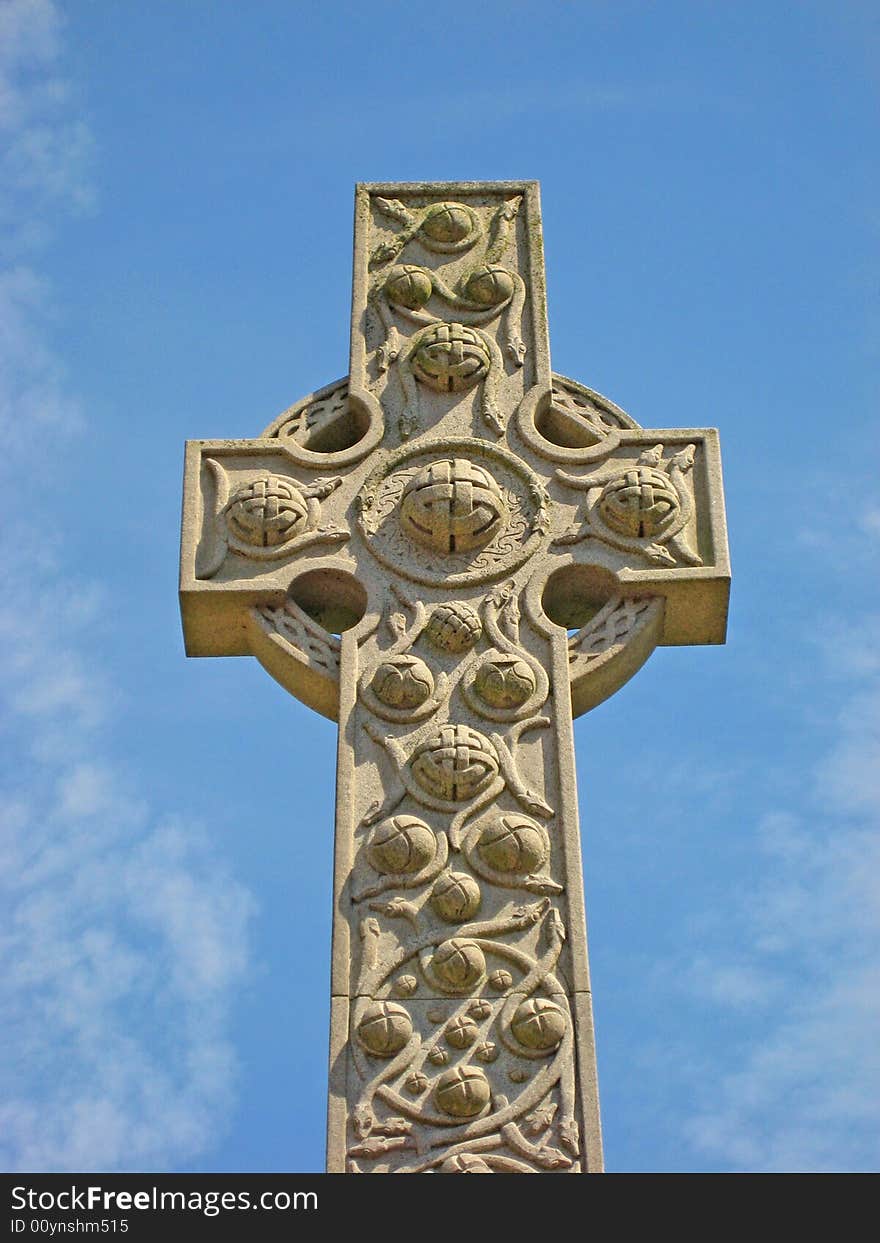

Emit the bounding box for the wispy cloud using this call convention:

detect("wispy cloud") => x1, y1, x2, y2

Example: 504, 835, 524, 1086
680, 517, 880, 1172
0, 0, 256, 1172
0, 0, 94, 250
0, 0, 91, 444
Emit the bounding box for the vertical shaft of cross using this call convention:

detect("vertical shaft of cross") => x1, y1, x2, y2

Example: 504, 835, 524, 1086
327, 577, 604, 1172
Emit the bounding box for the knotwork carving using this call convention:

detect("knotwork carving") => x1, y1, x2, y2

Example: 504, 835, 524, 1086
250, 599, 341, 676
361, 714, 552, 844
263, 379, 351, 450
195, 459, 347, 579
555, 443, 702, 567
400, 457, 507, 555
567, 596, 664, 680
368, 195, 525, 437
358, 441, 549, 588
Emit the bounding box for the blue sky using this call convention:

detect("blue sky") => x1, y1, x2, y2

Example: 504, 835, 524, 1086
1, 0, 877, 1173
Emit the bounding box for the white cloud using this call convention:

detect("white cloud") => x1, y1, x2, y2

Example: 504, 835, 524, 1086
0, 551, 257, 1171
0, 0, 257, 1172
0, 548, 257, 1171
680, 559, 880, 1171
0, 0, 95, 239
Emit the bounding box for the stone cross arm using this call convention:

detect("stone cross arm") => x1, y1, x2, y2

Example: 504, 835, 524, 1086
179, 182, 730, 1174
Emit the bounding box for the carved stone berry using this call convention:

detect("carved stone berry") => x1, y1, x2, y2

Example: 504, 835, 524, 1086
426, 602, 483, 653
434, 1065, 491, 1118
371, 654, 434, 709
356, 1001, 413, 1058
366, 816, 436, 875
511, 998, 567, 1051
404, 1071, 429, 1096
430, 871, 482, 923
444, 1015, 478, 1049
433, 939, 486, 990
420, 202, 475, 246
465, 263, 515, 306
393, 974, 418, 998
385, 264, 433, 310
477, 815, 547, 875
488, 968, 513, 992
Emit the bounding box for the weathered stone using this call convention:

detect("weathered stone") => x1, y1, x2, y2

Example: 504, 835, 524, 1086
179, 181, 730, 1174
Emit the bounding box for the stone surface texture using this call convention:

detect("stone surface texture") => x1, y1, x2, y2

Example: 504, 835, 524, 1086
179, 182, 730, 1174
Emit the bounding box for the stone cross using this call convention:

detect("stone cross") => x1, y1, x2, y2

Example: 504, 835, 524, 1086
179, 182, 729, 1174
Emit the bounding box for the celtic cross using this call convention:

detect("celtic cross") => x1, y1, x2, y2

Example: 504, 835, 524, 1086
179, 182, 730, 1174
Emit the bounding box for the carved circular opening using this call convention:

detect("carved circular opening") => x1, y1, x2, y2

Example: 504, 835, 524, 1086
541, 564, 619, 630
263, 382, 371, 454
287, 568, 367, 635
535, 403, 604, 450
306, 404, 371, 453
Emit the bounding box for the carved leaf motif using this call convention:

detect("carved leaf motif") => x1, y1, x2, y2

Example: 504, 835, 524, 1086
524, 1102, 558, 1135
348, 1136, 409, 1157
534, 1145, 573, 1169
545, 908, 567, 945
559, 1118, 581, 1157
373, 1117, 412, 1137
522, 875, 564, 895
374, 197, 416, 227
370, 239, 406, 267
352, 1104, 374, 1139
644, 543, 677, 566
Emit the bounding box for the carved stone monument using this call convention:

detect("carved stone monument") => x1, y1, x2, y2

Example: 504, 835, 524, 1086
179, 182, 730, 1173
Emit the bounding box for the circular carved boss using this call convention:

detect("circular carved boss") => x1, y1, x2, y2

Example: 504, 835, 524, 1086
426, 601, 483, 652
434, 1065, 491, 1118
358, 440, 548, 589
356, 1001, 413, 1057
400, 458, 507, 555
411, 724, 499, 803
420, 201, 478, 247
226, 475, 309, 546
411, 323, 492, 393
598, 466, 680, 539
